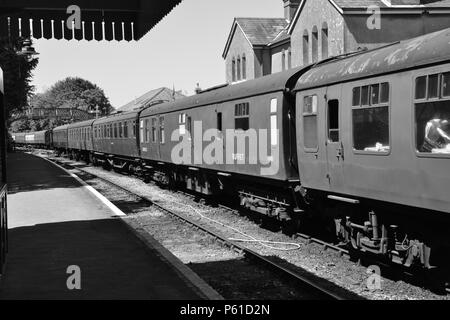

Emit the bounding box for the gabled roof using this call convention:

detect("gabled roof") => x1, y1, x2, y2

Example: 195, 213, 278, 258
288, 0, 450, 34
223, 17, 288, 58
118, 87, 186, 112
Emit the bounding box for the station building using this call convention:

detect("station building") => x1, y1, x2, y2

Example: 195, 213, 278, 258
223, 0, 450, 84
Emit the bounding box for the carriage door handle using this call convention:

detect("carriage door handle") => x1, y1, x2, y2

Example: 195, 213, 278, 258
336, 142, 344, 160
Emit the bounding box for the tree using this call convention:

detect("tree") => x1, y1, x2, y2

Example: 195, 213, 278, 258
0, 38, 39, 122
31, 77, 113, 116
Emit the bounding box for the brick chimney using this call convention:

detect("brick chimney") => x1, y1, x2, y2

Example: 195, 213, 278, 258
283, 0, 301, 21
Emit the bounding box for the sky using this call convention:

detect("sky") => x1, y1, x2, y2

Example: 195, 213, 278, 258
31, 0, 284, 109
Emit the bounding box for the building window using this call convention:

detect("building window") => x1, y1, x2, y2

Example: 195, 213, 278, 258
303, 95, 318, 149
235, 102, 249, 131
312, 26, 318, 63
303, 30, 309, 66
159, 117, 165, 144
242, 55, 246, 79
282, 49, 286, 71
237, 56, 241, 81
232, 58, 236, 82
322, 22, 328, 60
352, 82, 390, 152
415, 73, 450, 154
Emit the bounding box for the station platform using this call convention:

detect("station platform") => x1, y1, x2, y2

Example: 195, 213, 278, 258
0, 152, 218, 300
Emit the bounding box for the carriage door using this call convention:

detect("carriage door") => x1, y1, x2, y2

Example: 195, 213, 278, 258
325, 87, 345, 190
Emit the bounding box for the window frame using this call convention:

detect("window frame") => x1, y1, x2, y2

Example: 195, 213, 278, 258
234, 102, 250, 132
302, 94, 319, 152
351, 81, 392, 156
413, 71, 450, 159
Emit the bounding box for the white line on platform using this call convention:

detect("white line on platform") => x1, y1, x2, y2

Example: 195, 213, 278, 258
40, 155, 126, 217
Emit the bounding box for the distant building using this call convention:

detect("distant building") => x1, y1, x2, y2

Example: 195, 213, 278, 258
223, 0, 450, 83
117, 87, 186, 112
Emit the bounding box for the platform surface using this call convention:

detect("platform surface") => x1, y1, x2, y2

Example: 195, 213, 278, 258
0, 152, 207, 300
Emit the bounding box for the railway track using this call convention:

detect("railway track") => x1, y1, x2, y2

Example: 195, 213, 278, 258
44, 154, 362, 300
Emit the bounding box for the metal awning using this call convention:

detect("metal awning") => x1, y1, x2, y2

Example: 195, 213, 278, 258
0, 0, 182, 41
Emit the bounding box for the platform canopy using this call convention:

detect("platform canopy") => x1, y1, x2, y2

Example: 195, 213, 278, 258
0, 0, 182, 41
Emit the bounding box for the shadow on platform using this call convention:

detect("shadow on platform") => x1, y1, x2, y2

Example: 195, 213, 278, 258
7, 152, 81, 195
0, 218, 203, 300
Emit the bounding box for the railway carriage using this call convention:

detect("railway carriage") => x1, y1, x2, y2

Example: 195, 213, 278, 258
67, 120, 95, 161
294, 29, 450, 268
11, 132, 26, 145
139, 67, 307, 219
92, 110, 141, 170
52, 125, 69, 155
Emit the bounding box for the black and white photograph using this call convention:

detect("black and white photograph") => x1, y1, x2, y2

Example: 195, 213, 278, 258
0, 0, 449, 309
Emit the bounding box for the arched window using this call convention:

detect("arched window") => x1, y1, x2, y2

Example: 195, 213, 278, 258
322, 22, 329, 60
288, 47, 292, 69
237, 56, 241, 81
242, 54, 246, 79
312, 26, 318, 63
282, 49, 286, 71
232, 58, 236, 82
303, 30, 309, 66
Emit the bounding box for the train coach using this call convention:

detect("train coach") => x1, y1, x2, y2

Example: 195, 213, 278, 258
11, 130, 52, 149
293, 28, 450, 268
138, 67, 307, 219
52, 124, 69, 156
28, 28, 450, 271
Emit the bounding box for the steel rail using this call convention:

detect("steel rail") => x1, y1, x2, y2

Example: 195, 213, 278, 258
47, 156, 353, 300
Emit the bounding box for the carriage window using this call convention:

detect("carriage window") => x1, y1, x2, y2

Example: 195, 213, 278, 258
132, 121, 137, 138
303, 95, 318, 149
179, 113, 186, 135
151, 118, 157, 143
160, 117, 165, 144
361, 86, 369, 106
415, 73, 450, 154
270, 99, 278, 146
124, 122, 128, 138
217, 112, 222, 132
119, 122, 123, 138
415, 76, 427, 99
428, 74, 439, 99
187, 116, 192, 138
380, 82, 389, 103
442, 73, 450, 97
328, 100, 339, 142
140, 120, 144, 143
235, 102, 249, 131
352, 87, 360, 106
352, 82, 390, 153
145, 119, 150, 142
370, 84, 379, 105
